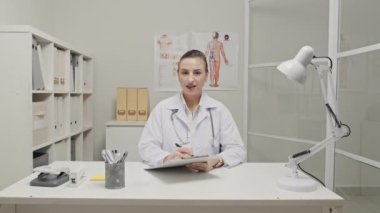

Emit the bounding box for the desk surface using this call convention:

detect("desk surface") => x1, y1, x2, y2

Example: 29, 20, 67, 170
0, 161, 343, 207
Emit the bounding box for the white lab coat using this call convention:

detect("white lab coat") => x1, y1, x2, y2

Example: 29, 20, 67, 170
138, 93, 246, 167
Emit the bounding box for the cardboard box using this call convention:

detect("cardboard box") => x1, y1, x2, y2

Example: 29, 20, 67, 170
116, 87, 127, 121
126, 88, 138, 121
33, 101, 48, 146
137, 88, 149, 121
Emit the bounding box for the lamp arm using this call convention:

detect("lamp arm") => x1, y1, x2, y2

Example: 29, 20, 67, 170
313, 56, 333, 69
287, 57, 351, 178
287, 124, 350, 177
311, 59, 342, 128
289, 135, 335, 172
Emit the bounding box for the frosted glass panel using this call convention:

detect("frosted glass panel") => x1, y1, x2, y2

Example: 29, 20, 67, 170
337, 51, 380, 161
340, 0, 380, 51
335, 155, 380, 213
248, 66, 325, 141
248, 134, 325, 184
249, 0, 328, 64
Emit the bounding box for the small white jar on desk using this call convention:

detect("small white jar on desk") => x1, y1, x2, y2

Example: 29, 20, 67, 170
105, 120, 146, 161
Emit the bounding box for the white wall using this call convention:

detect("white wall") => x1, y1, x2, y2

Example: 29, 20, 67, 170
52, 0, 246, 160
0, 0, 54, 33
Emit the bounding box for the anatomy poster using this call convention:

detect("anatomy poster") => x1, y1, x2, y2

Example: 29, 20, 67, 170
154, 32, 238, 91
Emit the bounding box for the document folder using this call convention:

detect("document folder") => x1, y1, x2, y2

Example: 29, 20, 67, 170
116, 87, 127, 121
54, 96, 59, 137
127, 88, 138, 121
54, 47, 60, 90
57, 96, 64, 137
145, 155, 218, 170
137, 88, 149, 121
32, 39, 45, 90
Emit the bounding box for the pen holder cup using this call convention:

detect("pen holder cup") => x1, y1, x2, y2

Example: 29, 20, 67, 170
105, 162, 125, 189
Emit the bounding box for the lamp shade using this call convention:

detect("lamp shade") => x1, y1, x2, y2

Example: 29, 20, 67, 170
277, 46, 315, 84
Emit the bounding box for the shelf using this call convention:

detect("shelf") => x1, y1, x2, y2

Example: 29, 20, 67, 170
54, 91, 70, 95
106, 120, 146, 127
83, 126, 93, 132
71, 131, 82, 136
33, 141, 53, 151
70, 92, 82, 96
0, 25, 94, 189
33, 133, 72, 152
53, 134, 70, 143
32, 90, 53, 94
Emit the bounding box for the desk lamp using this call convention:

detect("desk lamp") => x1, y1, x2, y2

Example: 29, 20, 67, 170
276, 46, 351, 192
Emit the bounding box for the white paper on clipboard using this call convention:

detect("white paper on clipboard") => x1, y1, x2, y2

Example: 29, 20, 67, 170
144, 156, 218, 170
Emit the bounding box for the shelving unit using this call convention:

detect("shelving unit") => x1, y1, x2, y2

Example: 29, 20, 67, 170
0, 25, 94, 190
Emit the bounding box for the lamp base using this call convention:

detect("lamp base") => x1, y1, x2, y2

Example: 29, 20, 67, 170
277, 175, 318, 192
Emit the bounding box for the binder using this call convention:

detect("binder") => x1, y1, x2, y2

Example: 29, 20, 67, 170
60, 50, 67, 91
57, 96, 64, 137
53, 47, 60, 90
83, 60, 88, 91
70, 96, 75, 132
74, 96, 80, 132
55, 48, 64, 91
36, 45, 46, 88
70, 54, 76, 92
32, 39, 45, 90
63, 50, 70, 91
126, 88, 138, 121
116, 88, 127, 121
54, 96, 59, 138
74, 58, 80, 92
137, 88, 149, 121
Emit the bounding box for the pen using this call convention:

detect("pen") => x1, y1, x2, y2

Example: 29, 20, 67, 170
101, 149, 113, 163
117, 151, 128, 163
105, 149, 115, 163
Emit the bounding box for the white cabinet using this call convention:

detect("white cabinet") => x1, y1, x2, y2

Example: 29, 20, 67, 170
0, 25, 94, 190
106, 120, 145, 161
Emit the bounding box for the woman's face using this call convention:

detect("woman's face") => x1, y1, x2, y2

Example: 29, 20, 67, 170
178, 57, 207, 99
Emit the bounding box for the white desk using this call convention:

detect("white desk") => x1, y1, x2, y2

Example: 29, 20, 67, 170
105, 120, 145, 161
0, 161, 343, 213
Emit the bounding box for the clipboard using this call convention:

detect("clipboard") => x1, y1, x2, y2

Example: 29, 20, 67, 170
145, 155, 218, 170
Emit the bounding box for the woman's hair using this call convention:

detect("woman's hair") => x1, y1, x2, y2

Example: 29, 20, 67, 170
178, 49, 208, 73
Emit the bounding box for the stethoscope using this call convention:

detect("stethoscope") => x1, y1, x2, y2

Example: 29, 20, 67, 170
170, 108, 216, 147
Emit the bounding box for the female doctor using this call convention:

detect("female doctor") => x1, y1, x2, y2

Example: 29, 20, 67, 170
138, 50, 246, 171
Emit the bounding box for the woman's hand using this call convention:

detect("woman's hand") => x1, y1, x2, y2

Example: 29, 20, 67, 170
163, 147, 193, 163
176, 147, 192, 157
186, 156, 223, 172
163, 153, 181, 163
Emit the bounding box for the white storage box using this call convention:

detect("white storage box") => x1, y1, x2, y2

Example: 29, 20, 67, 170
33, 101, 49, 146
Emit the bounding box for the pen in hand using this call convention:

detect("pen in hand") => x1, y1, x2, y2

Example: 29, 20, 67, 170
175, 144, 193, 158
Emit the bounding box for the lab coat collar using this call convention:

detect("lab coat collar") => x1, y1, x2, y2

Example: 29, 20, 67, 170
167, 93, 217, 128
166, 92, 217, 110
